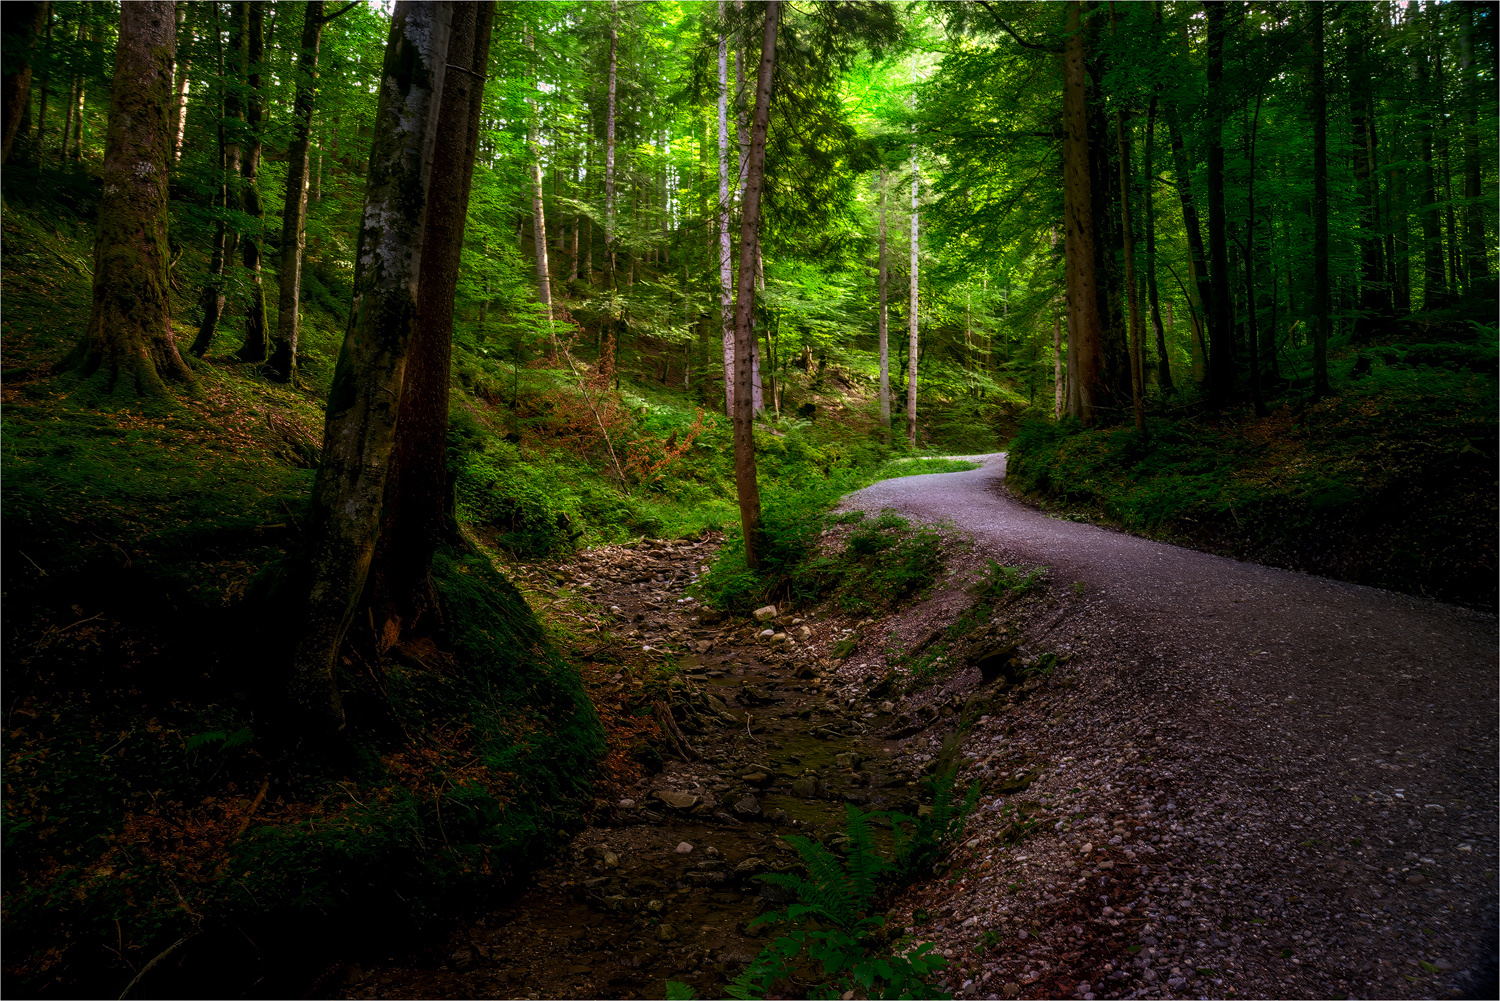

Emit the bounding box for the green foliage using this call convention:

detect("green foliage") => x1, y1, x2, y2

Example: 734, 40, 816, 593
1007, 354, 1498, 606
734, 806, 951, 1001
665, 980, 699, 1000
973, 561, 1047, 602
889, 767, 982, 879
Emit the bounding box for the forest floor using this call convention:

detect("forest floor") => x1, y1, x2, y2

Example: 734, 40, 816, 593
340, 455, 1497, 1001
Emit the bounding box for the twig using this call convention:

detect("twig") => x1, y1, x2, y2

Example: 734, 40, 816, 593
654, 700, 701, 761
42, 612, 102, 638
234, 780, 271, 838
117, 935, 193, 999
560, 344, 626, 485
744, 712, 753, 736
18, 550, 46, 576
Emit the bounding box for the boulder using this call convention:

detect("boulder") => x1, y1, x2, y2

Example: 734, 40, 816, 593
753, 605, 778, 622
655, 790, 699, 810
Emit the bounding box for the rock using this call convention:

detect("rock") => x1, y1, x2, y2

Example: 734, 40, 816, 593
675, 841, 694, 854
657, 923, 677, 941
449, 948, 474, 970
770, 632, 789, 645
655, 790, 699, 811
796, 625, 812, 641
1406, 873, 1425, 884
792, 776, 820, 798
879, 701, 895, 713
601, 849, 620, 868
834, 752, 863, 770
733, 857, 768, 879
618, 798, 636, 809
868, 669, 898, 698
767, 808, 792, 825
1002, 983, 1020, 997
733, 794, 762, 817
1167, 977, 1187, 990
646, 898, 666, 913
740, 771, 770, 786
754, 605, 778, 622
694, 640, 714, 654
758, 629, 775, 640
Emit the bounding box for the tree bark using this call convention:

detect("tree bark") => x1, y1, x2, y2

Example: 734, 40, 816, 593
289, 1, 453, 732
267, 0, 327, 382
1460, 3, 1488, 287
168, 3, 190, 162
70, 0, 191, 397
1, 1, 48, 165
191, 2, 240, 357
1412, 1, 1447, 309
907, 142, 919, 447
733, 0, 778, 570
1242, 90, 1267, 417
1144, 94, 1172, 394
369, 1, 492, 641
1062, 1, 1104, 425
605, 2, 618, 281
1053, 310, 1064, 419
1309, 2, 1330, 397
527, 31, 553, 333
236, 2, 269, 363
1109, 2, 1146, 436
1349, 14, 1387, 324
878, 168, 890, 440
717, 2, 734, 417
1203, 1, 1233, 408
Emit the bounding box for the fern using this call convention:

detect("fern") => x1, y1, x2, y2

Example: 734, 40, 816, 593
890, 766, 982, 878
664, 980, 698, 1000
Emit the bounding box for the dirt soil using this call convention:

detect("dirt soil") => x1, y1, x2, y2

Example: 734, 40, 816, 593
340, 454, 1497, 1001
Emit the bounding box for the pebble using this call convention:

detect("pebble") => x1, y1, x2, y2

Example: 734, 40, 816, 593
674, 842, 693, 854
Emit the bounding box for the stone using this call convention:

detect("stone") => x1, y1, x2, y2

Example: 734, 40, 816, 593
1002, 984, 1020, 997
618, 798, 636, 809
657, 923, 677, 941
675, 841, 694, 854
646, 899, 666, 913
733, 857, 768, 879
792, 776, 820, 798
740, 771, 770, 786
733, 794, 762, 817
796, 625, 812, 641
1167, 977, 1187, 990
879, 701, 895, 713
767, 808, 792, 825
655, 790, 699, 811
601, 849, 620, 868
758, 629, 775, 640
770, 632, 789, 644
835, 752, 863, 770
754, 605, 778, 622
449, 949, 474, 970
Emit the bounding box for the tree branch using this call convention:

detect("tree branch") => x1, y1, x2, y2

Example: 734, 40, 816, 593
974, 1, 1063, 54
320, 1, 359, 24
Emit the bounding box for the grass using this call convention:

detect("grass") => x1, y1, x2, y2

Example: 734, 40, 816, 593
1006, 334, 1498, 607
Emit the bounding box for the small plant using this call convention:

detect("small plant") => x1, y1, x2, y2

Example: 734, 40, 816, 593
731, 806, 951, 1001
974, 561, 1047, 602
889, 767, 982, 878
665, 980, 698, 1000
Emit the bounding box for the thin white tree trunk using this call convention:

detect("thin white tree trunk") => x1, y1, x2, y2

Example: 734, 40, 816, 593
1053, 311, 1064, 419
605, 2, 617, 276
878, 169, 889, 436
717, 2, 733, 416
527, 31, 552, 326
907, 156, 919, 447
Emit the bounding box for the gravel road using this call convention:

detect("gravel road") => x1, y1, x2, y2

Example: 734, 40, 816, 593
839, 453, 1498, 1001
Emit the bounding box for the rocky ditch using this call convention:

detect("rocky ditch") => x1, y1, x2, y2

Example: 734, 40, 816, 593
337, 534, 981, 1000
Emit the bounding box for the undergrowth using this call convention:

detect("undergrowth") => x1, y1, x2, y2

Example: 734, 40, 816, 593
1007, 342, 1498, 607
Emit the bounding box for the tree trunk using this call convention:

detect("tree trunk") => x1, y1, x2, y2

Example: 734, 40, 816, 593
235, 1, 269, 363
267, 0, 326, 382
1460, 3, 1488, 287
1243, 90, 1267, 417
1062, 1, 1104, 425
1203, 1, 1233, 408
717, 2, 734, 417
733, 0, 778, 570
1, 2, 48, 165
1412, 1, 1446, 310
70, 0, 191, 397
369, 1, 492, 642
35, 5, 51, 167
907, 139, 919, 447
527, 31, 553, 335
1144, 95, 1172, 394
168, 3, 189, 162
1053, 310, 1064, 419
1310, 2, 1330, 397
878, 168, 890, 441
1349, 15, 1387, 324
1110, 2, 1146, 436
605, 3, 618, 281
289, 1, 453, 732
191, 2, 239, 357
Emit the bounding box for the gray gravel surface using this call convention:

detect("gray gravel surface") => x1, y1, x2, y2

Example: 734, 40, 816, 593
838, 453, 1498, 1001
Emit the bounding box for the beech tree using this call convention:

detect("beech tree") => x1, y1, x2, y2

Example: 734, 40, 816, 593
67, 0, 192, 398
289, 1, 455, 730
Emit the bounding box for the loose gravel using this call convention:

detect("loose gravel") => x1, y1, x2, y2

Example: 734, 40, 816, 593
832, 453, 1498, 1001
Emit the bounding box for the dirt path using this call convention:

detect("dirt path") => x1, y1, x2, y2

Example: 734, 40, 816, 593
342, 455, 1496, 1001
834, 453, 1498, 1000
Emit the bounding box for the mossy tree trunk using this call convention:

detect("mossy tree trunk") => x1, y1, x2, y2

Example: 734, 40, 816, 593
290, 1, 453, 732
236, 1, 269, 363
71, 0, 192, 398
1204, 0, 1234, 410
1, 1, 48, 165
267, 0, 327, 382
1062, 0, 1103, 426
368, 1, 493, 642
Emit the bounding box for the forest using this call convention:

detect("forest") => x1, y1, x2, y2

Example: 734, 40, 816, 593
1, 1, 1496, 999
